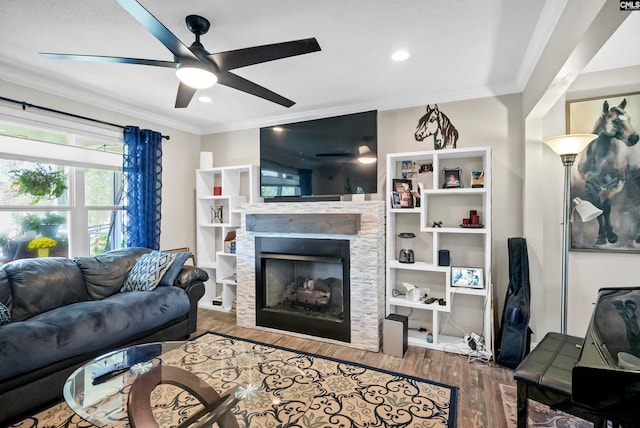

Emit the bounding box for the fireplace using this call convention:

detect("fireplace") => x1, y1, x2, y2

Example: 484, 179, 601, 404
255, 237, 350, 342
236, 201, 385, 352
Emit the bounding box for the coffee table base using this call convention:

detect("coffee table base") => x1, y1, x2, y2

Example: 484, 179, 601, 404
128, 366, 239, 428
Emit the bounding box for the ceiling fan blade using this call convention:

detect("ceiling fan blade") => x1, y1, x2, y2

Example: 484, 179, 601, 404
40, 53, 178, 68
209, 38, 321, 70
217, 70, 294, 107
175, 81, 198, 108
116, 0, 198, 61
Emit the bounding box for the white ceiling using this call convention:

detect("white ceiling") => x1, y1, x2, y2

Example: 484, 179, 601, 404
0, 1, 637, 135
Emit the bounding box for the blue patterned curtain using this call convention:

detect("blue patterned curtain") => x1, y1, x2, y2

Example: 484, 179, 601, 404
123, 126, 163, 249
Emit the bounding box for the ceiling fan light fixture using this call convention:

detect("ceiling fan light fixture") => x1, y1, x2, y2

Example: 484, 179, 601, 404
391, 50, 410, 62
357, 145, 376, 164
176, 66, 217, 89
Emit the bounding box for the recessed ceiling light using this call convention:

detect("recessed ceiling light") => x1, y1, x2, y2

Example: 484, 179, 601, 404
272, 126, 284, 132
198, 96, 212, 103
391, 50, 410, 61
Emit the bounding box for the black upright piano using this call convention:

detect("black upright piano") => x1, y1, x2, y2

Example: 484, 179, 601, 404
573, 287, 640, 427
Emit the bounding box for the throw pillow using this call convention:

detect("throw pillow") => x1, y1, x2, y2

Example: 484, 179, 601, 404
0, 302, 11, 325
121, 251, 177, 292
159, 251, 193, 286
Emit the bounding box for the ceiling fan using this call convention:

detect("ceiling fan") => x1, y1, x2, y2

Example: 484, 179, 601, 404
41, 0, 321, 108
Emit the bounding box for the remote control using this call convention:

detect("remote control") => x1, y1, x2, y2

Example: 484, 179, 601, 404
425, 297, 437, 304
91, 362, 130, 384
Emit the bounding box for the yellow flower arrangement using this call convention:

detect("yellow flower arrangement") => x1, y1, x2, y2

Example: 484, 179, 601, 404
28, 237, 57, 250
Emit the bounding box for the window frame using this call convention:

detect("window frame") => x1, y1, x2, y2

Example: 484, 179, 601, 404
0, 107, 124, 258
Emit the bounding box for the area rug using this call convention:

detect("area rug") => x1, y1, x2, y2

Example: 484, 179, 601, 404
499, 383, 592, 428
11, 332, 457, 427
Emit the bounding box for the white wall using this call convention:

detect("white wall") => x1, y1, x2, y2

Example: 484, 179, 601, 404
0, 80, 202, 252
202, 94, 525, 333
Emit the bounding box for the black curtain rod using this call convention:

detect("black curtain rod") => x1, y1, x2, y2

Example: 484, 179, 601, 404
0, 96, 170, 140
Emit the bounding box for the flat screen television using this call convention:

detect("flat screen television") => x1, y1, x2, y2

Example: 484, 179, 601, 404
260, 110, 378, 200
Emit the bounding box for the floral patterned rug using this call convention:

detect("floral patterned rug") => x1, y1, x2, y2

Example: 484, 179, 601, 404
10, 332, 457, 427
499, 383, 593, 428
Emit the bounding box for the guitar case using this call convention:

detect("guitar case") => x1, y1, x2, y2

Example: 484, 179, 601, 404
496, 237, 533, 369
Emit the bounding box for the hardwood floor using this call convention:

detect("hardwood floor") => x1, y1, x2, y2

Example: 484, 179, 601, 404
194, 308, 517, 428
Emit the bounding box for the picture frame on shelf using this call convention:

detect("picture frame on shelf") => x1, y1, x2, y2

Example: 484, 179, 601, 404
401, 160, 417, 179
451, 267, 484, 289
418, 163, 433, 173
442, 167, 462, 188
391, 191, 401, 208
471, 170, 484, 188
401, 160, 414, 171
393, 178, 412, 192
392, 179, 414, 208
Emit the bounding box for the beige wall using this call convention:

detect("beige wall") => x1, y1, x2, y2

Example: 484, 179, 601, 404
202, 95, 525, 334
0, 80, 202, 252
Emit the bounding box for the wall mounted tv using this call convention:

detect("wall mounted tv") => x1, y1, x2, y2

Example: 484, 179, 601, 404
260, 110, 378, 200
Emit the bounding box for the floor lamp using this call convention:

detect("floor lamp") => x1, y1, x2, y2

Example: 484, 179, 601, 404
543, 134, 602, 334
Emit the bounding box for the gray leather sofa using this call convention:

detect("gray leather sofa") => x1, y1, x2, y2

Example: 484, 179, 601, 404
0, 247, 206, 424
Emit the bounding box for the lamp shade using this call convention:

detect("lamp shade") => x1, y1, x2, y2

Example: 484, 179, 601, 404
543, 134, 596, 156
176, 66, 217, 89
573, 197, 603, 222
357, 145, 376, 164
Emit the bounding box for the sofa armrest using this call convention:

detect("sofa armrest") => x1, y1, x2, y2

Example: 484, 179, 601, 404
174, 266, 209, 289
173, 266, 207, 334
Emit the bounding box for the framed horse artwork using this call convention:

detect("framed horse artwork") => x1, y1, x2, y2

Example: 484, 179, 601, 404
567, 91, 640, 252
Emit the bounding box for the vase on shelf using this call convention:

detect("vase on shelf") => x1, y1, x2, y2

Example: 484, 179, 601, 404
37, 248, 49, 258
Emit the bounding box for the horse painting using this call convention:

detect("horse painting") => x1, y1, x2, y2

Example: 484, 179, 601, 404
572, 98, 640, 248
414, 104, 459, 149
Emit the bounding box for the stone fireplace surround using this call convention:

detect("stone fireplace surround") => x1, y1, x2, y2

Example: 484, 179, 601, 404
236, 201, 385, 352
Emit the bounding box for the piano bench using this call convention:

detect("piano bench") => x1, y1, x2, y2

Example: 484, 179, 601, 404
513, 332, 610, 428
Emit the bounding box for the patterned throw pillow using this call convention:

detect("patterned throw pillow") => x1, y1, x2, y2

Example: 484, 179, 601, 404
159, 251, 193, 286
0, 302, 11, 325
121, 251, 177, 292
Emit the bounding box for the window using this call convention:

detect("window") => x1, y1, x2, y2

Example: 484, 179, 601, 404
0, 115, 123, 264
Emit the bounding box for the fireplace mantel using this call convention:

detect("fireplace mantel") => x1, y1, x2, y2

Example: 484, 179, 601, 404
246, 213, 361, 234
236, 201, 385, 352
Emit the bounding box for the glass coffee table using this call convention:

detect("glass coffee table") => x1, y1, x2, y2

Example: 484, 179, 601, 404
63, 340, 317, 427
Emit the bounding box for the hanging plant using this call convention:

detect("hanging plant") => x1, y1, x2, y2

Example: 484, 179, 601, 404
9, 164, 68, 205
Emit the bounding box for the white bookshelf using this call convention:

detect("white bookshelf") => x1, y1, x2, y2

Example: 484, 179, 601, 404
385, 147, 493, 355
195, 165, 259, 312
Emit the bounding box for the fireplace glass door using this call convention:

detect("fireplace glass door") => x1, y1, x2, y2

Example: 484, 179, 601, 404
256, 237, 350, 342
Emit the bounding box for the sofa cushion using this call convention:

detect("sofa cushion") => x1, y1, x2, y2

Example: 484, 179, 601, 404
3, 258, 88, 321
0, 303, 10, 325
75, 247, 151, 300
0, 285, 190, 382
159, 251, 192, 287
0, 269, 11, 312
121, 251, 176, 292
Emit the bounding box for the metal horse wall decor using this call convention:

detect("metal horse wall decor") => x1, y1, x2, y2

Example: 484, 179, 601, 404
571, 96, 640, 251
414, 104, 459, 150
